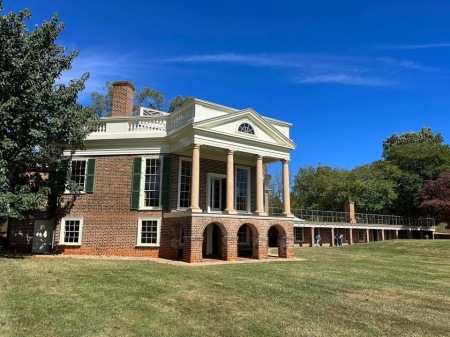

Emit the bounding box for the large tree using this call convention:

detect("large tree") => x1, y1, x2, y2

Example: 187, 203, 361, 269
90, 81, 193, 116
419, 172, 450, 225
291, 162, 399, 214
383, 128, 450, 216
0, 2, 95, 221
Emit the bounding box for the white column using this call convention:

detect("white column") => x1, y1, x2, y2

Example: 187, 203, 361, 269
224, 149, 236, 214
189, 144, 202, 213
254, 154, 267, 215
281, 159, 292, 217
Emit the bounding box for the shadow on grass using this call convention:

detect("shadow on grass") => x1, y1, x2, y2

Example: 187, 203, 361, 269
0, 250, 30, 259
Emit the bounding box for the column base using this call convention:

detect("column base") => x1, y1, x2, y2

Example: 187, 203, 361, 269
253, 211, 267, 216
224, 209, 237, 215
187, 208, 203, 213
281, 212, 294, 217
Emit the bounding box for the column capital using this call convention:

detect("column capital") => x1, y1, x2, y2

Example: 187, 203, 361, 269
193, 143, 201, 149
255, 154, 264, 160
281, 158, 290, 164
224, 149, 235, 155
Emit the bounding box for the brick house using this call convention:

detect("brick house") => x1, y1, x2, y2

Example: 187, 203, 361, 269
8, 81, 297, 263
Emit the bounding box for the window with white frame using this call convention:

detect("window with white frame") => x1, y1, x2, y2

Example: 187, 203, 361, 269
70, 160, 87, 191
358, 229, 365, 241
238, 225, 249, 244
238, 123, 255, 135
60, 218, 83, 245
143, 158, 161, 208
235, 167, 250, 212
178, 159, 192, 209
294, 227, 304, 242
137, 219, 161, 246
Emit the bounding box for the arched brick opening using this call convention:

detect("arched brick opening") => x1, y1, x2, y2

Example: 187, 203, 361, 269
202, 222, 228, 260
267, 224, 288, 258
237, 223, 258, 258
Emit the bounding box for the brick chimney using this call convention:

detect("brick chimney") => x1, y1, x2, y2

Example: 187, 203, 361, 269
111, 81, 135, 117
345, 201, 356, 223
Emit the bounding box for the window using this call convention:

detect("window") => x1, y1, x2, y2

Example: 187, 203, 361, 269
385, 230, 391, 240
238, 123, 255, 135
68, 159, 96, 193
178, 159, 192, 209
206, 173, 226, 212
143, 158, 161, 208
235, 167, 250, 212
294, 227, 304, 242
137, 219, 161, 246
71, 160, 86, 191
60, 218, 83, 245
358, 229, 365, 241
238, 225, 248, 244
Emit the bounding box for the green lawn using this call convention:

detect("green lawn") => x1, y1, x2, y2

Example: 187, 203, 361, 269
1, 240, 450, 337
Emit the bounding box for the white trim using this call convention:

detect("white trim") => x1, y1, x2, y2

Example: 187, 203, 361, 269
59, 217, 83, 246
235, 166, 251, 213
139, 155, 163, 210
206, 173, 226, 213
177, 157, 192, 210
136, 218, 161, 247
65, 158, 89, 194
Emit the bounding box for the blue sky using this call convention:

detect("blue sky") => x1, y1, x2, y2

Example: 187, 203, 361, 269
4, 0, 450, 174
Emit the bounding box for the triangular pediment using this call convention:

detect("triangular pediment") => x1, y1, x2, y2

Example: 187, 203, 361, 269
192, 109, 296, 149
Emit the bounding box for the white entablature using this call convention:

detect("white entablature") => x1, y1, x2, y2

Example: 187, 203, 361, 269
80, 98, 296, 158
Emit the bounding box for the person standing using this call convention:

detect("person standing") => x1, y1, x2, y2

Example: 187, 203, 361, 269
315, 233, 321, 247
338, 233, 343, 246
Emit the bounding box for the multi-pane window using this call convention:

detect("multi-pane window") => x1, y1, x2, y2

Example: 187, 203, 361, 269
138, 219, 160, 246
60, 218, 83, 245
235, 167, 249, 212
238, 225, 248, 244
144, 158, 161, 207
238, 123, 255, 135
71, 160, 87, 191
179, 159, 192, 209
358, 229, 365, 241
294, 227, 304, 242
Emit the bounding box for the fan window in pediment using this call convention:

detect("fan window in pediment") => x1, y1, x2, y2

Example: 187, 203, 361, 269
238, 123, 255, 135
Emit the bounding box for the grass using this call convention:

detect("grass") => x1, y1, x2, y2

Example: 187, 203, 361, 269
1, 241, 450, 337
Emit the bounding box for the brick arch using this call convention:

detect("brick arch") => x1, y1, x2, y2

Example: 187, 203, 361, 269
234, 220, 260, 238
236, 222, 260, 259
200, 220, 230, 261
197, 218, 229, 237
267, 223, 289, 258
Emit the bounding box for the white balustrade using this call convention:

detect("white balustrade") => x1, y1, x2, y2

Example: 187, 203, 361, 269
128, 119, 167, 132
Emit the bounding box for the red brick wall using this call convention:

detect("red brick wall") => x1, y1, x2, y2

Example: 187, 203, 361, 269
55, 155, 165, 257
111, 81, 135, 117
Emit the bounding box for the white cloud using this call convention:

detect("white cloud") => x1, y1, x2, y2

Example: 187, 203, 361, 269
379, 43, 450, 50
162, 52, 306, 68
295, 74, 394, 87
161, 52, 433, 87
59, 52, 136, 103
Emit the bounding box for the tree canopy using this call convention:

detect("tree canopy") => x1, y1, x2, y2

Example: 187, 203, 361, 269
419, 172, 450, 224
90, 81, 194, 116
0, 2, 95, 220
290, 127, 449, 217
291, 161, 399, 214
